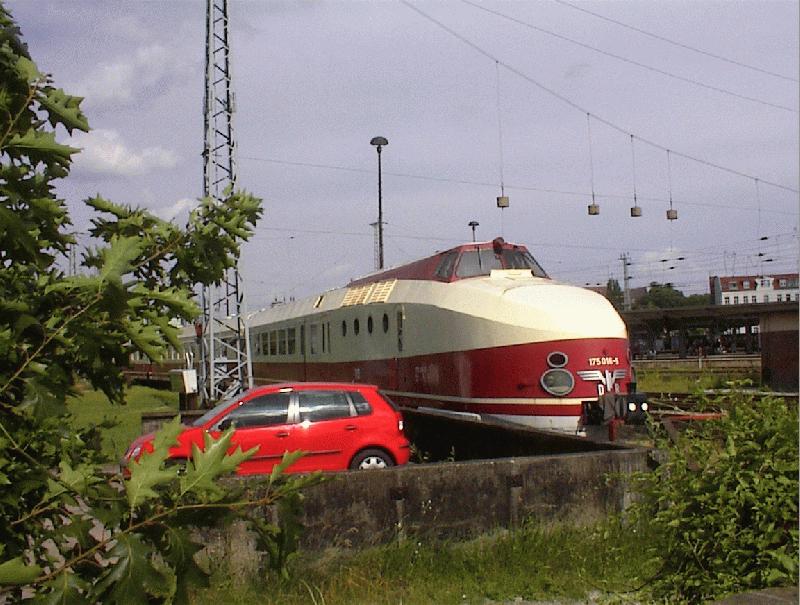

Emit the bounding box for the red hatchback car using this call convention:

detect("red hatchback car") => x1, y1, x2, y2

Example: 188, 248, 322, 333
123, 383, 411, 475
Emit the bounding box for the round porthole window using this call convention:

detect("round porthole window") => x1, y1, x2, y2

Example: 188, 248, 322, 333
547, 351, 568, 368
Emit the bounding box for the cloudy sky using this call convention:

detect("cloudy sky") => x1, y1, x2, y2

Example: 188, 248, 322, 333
9, 0, 799, 305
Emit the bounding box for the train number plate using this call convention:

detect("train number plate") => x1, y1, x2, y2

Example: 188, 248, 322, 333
588, 356, 619, 366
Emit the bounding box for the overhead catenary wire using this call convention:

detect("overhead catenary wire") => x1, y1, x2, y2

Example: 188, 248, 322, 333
238, 154, 798, 216
400, 0, 799, 195
459, 0, 797, 112
551, 0, 799, 83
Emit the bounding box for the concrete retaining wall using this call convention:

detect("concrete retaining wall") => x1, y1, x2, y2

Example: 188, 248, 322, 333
240, 448, 649, 550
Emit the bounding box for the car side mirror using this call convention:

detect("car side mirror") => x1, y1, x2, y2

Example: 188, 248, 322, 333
218, 418, 234, 431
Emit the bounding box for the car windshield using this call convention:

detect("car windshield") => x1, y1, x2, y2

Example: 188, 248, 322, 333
191, 395, 238, 426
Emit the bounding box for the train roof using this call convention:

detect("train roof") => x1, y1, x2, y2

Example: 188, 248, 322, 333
348, 237, 548, 286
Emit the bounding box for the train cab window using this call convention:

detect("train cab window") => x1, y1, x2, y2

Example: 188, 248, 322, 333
382, 313, 389, 333
501, 249, 548, 277
217, 393, 291, 430
298, 390, 352, 422
455, 249, 503, 278
434, 251, 458, 281
367, 316, 373, 334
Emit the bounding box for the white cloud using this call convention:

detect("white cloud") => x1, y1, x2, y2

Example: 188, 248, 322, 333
155, 198, 198, 222
75, 43, 194, 107
71, 129, 179, 176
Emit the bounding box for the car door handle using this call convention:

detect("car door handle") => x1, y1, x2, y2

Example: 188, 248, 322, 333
344, 425, 357, 431
276, 431, 290, 438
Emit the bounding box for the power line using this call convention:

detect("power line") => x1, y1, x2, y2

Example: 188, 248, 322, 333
400, 1, 800, 194
460, 0, 797, 113
552, 0, 799, 83
240, 154, 799, 215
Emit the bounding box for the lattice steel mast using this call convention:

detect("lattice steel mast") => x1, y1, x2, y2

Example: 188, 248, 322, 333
198, 0, 252, 404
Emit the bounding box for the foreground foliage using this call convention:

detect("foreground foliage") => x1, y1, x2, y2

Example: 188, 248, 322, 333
0, 6, 320, 602
628, 391, 798, 603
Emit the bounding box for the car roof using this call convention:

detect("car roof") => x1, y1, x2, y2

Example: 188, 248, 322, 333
249, 382, 379, 394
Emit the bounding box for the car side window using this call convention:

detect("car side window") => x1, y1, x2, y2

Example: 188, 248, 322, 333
349, 391, 372, 416
219, 393, 291, 429
298, 390, 353, 423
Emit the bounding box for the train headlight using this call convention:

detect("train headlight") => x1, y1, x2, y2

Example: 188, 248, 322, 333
540, 368, 575, 396
628, 402, 637, 412
641, 402, 648, 412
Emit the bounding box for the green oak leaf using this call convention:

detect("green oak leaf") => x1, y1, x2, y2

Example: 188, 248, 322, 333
90, 533, 171, 604
38, 572, 89, 605
98, 236, 142, 285
0, 556, 42, 585
5, 129, 77, 162
179, 429, 255, 500
37, 87, 88, 134
125, 416, 183, 509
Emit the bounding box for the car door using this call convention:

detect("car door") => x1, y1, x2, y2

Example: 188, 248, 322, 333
292, 390, 360, 471
214, 392, 296, 475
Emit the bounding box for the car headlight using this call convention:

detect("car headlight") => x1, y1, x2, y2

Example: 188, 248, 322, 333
540, 368, 575, 396
129, 445, 142, 460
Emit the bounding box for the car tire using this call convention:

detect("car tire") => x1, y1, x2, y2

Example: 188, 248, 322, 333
349, 449, 395, 470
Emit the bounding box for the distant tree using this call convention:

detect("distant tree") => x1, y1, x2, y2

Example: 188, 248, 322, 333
605, 278, 624, 310
685, 293, 712, 306
634, 282, 689, 309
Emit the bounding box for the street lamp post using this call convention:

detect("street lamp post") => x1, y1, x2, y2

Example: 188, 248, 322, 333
370, 136, 388, 269
468, 220, 479, 242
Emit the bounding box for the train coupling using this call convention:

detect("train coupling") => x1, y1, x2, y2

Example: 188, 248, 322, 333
582, 393, 650, 426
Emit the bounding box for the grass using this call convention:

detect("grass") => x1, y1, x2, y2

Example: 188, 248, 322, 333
635, 369, 759, 394
67, 384, 178, 461
193, 519, 658, 605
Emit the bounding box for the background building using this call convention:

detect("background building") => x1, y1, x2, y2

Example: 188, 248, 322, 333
710, 274, 799, 305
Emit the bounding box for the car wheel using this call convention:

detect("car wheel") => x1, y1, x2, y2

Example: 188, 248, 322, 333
349, 449, 394, 470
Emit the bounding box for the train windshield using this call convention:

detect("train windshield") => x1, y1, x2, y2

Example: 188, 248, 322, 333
454, 248, 547, 279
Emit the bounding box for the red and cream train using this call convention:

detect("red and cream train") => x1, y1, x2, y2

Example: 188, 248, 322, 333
170, 237, 636, 433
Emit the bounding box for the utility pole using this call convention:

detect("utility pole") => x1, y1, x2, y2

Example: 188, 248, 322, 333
620, 252, 632, 311
197, 0, 252, 405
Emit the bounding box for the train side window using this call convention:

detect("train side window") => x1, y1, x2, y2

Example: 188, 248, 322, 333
382, 313, 389, 333
341, 320, 347, 337
287, 328, 296, 355
354, 318, 360, 336
300, 324, 305, 355
278, 329, 287, 355
269, 331, 278, 356
327, 323, 331, 354
396, 310, 404, 352
367, 316, 373, 334
254, 333, 263, 355
310, 324, 319, 355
